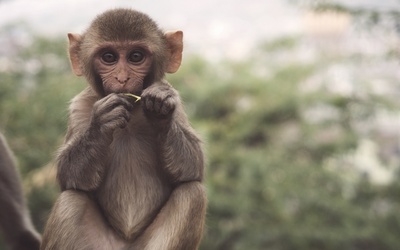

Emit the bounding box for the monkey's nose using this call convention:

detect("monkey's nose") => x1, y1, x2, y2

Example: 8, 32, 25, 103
116, 77, 130, 84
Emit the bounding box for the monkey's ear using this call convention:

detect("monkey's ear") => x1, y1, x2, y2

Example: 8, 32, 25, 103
165, 31, 183, 74
67, 33, 83, 76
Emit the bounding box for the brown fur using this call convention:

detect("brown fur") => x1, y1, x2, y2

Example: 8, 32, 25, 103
0, 133, 41, 250
41, 8, 206, 250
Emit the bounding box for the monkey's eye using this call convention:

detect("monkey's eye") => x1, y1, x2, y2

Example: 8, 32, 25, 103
128, 51, 145, 63
101, 52, 117, 64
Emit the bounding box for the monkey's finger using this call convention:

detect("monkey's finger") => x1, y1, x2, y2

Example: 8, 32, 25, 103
152, 94, 171, 114
153, 97, 163, 113
101, 107, 131, 129
94, 94, 121, 113
143, 95, 155, 112
97, 94, 134, 114
160, 97, 175, 116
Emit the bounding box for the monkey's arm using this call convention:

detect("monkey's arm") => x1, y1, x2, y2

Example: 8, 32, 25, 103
141, 81, 204, 183
56, 126, 108, 191
0, 134, 41, 250
57, 89, 134, 191
160, 109, 204, 183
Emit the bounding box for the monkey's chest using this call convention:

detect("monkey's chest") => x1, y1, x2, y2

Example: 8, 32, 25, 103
96, 134, 171, 240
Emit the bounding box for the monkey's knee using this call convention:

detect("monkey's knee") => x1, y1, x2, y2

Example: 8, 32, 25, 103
173, 182, 207, 229
55, 189, 92, 211
176, 181, 207, 208
45, 190, 91, 227
41, 190, 92, 250
42, 191, 126, 250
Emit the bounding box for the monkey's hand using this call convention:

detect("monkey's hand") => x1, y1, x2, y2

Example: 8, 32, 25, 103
89, 93, 134, 140
141, 82, 178, 120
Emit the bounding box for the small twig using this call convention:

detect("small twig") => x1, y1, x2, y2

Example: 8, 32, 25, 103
124, 93, 141, 103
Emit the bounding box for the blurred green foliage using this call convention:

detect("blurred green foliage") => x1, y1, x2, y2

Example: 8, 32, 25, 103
1, 8, 400, 250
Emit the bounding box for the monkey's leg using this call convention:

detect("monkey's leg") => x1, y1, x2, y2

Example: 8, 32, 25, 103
41, 190, 126, 250
129, 181, 207, 250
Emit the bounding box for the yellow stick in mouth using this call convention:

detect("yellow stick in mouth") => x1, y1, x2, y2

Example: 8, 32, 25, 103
124, 93, 141, 103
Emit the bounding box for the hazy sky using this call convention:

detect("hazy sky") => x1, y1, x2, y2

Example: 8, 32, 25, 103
2, 0, 400, 60
0, 0, 303, 59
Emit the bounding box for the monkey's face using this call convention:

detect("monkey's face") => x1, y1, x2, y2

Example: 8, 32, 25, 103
93, 42, 153, 96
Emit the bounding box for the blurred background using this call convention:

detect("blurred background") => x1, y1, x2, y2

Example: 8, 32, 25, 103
1, 0, 400, 249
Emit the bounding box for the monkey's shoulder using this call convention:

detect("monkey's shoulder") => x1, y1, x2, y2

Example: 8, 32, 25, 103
69, 88, 97, 116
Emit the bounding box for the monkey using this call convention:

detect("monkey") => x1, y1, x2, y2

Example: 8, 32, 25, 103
41, 8, 207, 250
0, 132, 41, 250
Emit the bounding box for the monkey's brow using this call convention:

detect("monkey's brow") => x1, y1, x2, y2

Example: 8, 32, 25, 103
99, 41, 152, 50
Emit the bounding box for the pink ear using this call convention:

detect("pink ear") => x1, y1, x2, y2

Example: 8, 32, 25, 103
68, 33, 83, 76
165, 31, 183, 74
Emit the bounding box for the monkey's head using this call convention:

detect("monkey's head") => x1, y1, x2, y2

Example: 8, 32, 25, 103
68, 8, 183, 96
